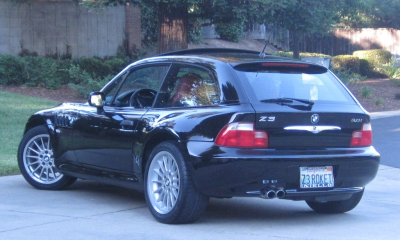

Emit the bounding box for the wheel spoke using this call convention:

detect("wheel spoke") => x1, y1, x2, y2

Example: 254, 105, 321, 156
38, 167, 45, 180
33, 140, 43, 152
27, 160, 40, 166
32, 164, 41, 173
49, 167, 56, 179
28, 147, 40, 155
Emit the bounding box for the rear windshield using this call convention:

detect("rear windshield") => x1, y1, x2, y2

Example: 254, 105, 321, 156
234, 64, 355, 103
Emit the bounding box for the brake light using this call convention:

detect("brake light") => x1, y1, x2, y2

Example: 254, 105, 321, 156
215, 122, 268, 148
261, 63, 309, 68
350, 123, 372, 147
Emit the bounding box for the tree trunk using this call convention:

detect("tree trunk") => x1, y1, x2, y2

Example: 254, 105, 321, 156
292, 30, 300, 59
157, 3, 188, 54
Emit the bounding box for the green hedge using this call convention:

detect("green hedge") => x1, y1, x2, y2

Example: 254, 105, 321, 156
331, 55, 360, 74
353, 49, 392, 78
0, 55, 130, 90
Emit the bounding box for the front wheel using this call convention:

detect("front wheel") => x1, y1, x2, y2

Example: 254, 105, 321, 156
17, 126, 77, 190
144, 141, 209, 224
306, 189, 364, 214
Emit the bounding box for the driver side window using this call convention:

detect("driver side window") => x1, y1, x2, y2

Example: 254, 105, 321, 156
108, 65, 169, 108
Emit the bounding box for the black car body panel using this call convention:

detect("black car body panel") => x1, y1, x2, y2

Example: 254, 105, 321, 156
20, 49, 380, 222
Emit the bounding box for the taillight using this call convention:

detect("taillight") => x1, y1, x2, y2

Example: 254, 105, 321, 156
350, 123, 372, 147
215, 122, 268, 148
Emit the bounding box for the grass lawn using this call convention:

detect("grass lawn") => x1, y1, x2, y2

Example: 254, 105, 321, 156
0, 91, 59, 176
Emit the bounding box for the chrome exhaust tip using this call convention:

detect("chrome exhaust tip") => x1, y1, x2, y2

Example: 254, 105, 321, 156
276, 189, 286, 199
261, 189, 276, 199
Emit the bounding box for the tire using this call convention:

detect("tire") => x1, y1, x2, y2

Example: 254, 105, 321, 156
17, 125, 77, 190
144, 141, 209, 224
306, 189, 364, 214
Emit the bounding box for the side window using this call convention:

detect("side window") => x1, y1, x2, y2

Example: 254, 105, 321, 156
102, 65, 169, 108
154, 65, 220, 108
103, 72, 127, 106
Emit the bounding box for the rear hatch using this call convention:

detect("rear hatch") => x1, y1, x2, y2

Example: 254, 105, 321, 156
234, 62, 370, 149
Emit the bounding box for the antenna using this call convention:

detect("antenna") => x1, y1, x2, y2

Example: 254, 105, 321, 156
259, 41, 268, 59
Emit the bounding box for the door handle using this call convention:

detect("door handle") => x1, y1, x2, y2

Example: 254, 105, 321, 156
120, 120, 135, 132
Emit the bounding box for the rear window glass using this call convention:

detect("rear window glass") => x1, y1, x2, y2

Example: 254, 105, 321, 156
235, 65, 354, 103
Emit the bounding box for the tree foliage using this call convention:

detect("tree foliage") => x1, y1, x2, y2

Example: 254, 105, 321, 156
339, 0, 400, 29
80, 0, 371, 55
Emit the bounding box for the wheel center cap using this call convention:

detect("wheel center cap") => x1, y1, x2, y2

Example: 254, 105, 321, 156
165, 179, 171, 186
44, 156, 50, 162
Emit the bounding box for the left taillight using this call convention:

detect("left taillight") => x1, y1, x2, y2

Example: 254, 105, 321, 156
350, 123, 372, 147
215, 122, 268, 148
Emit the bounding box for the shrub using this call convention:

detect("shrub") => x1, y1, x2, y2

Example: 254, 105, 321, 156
66, 65, 112, 98
375, 98, 383, 106
74, 57, 111, 79
393, 68, 400, 79
353, 49, 392, 78
391, 78, 400, 87
333, 69, 365, 84
0, 55, 25, 85
330, 55, 360, 74
361, 86, 373, 98
215, 21, 244, 43
104, 58, 127, 74
22, 56, 62, 89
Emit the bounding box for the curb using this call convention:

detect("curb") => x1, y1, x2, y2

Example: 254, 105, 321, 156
370, 110, 400, 119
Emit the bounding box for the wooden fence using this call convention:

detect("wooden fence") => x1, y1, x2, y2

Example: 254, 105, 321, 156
294, 28, 400, 57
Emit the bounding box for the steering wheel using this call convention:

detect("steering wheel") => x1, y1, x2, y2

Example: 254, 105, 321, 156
129, 88, 157, 108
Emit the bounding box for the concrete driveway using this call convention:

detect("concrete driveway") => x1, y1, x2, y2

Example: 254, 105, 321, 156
1, 164, 400, 240
2, 110, 400, 240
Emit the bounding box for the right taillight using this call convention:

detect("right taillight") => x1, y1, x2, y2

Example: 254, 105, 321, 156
350, 123, 372, 147
215, 122, 268, 148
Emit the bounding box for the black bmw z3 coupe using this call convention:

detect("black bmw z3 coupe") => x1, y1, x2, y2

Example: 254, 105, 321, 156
18, 48, 380, 224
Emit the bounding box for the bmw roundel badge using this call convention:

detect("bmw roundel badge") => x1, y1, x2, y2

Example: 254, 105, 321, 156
311, 114, 319, 124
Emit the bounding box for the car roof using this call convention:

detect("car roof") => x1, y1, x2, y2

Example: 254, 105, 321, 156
150, 48, 320, 67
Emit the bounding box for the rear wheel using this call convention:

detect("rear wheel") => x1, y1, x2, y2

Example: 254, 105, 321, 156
306, 189, 364, 214
17, 126, 77, 190
144, 141, 209, 224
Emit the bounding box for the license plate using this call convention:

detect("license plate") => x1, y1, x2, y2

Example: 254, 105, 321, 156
300, 166, 334, 188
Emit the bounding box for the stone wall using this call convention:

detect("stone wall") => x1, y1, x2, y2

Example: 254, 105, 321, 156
0, 0, 141, 58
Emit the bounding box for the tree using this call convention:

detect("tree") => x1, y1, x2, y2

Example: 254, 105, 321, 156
261, 0, 366, 59
81, 0, 367, 57
339, 0, 400, 29
82, 0, 293, 53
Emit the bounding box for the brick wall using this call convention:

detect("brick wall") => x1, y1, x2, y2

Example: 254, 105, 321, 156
0, 0, 141, 57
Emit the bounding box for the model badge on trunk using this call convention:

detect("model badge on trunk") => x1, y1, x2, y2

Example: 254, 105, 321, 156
259, 116, 275, 122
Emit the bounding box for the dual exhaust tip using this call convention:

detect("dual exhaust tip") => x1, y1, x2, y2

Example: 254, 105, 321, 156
261, 189, 286, 199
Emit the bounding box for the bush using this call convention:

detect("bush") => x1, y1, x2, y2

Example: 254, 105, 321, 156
391, 78, 400, 87
331, 55, 360, 74
361, 86, 373, 98
104, 58, 127, 74
22, 56, 62, 89
353, 49, 392, 78
74, 57, 112, 79
66, 65, 112, 98
215, 21, 244, 43
0, 55, 25, 85
333, 69, 365, 84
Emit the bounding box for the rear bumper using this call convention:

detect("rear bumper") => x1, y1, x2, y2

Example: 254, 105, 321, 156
187, 142, 380, 199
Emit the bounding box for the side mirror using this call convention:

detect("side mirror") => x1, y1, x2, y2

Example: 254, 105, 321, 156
88, 92, 105, 108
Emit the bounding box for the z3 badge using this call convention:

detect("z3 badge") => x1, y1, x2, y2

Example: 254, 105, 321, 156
259, 116, 275, 122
